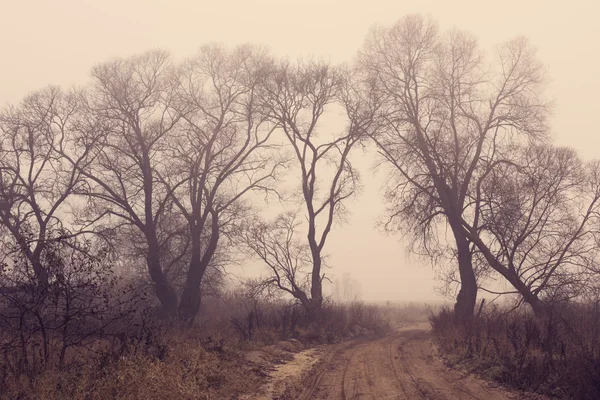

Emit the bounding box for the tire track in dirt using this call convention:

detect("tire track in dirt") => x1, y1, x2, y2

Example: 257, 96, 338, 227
302, 322, 537, 400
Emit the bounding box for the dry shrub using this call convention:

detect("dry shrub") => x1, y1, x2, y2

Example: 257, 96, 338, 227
0, 275, 396, 399
305, 301, 392, 342
431, 302, 600, 400
201, 287, 393, 346
0, 247, 269, 399
0, 303, 270, 400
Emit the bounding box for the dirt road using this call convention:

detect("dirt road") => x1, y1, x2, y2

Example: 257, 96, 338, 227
298, 323, 531, 400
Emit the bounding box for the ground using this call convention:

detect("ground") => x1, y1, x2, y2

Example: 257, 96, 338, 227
248, 322, 547, 400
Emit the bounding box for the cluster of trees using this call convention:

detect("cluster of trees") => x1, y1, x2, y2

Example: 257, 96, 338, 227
1, 14, 598, 327
364, 16, 600, 320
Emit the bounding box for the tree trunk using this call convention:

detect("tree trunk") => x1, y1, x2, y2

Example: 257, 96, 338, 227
529, 296, 549, 321
146, 230, 177, 316
309, 250, 323, 313
178, 245, 204, 324
178, 214, 220, 324
450, 222, 477, 321
16, 234, 48, 287
464, 228, 552, 322
146, 238, 178, 316
511, 277, 549, 321
31, 254, 49, 288
294, 289, 313, 313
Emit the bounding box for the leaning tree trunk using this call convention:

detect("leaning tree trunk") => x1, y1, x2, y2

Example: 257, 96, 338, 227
465, 229, 550, 321
509, 275, 549, 321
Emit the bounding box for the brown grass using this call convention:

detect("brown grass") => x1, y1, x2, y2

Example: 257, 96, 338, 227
430, 302, 600, 400
0, 290, 394, 399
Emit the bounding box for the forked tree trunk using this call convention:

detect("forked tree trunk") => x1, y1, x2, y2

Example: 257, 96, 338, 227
178, 215, 220, 324
146, 256, 178, 316
511, 277, 549, 321
292, 284, 322, 320
13, 233, 49, 287
435, 180, 477, 322
146, 237, 178, 316
178, 245, 204, 324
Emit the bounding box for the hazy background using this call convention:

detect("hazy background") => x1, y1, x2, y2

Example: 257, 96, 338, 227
1, 0, 598, 303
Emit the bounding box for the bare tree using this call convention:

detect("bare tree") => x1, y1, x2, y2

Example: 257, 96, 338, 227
466, 144, 600, 318
63, 51, 182, 314
358, 15, 549, 319
260, 60, 377, 314
0, 87, 97, 287
241, 212, 314, 308
163, 44, 282, 323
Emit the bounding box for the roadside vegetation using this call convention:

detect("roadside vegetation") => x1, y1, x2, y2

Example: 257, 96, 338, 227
431, 302, 600, 399
0, 280, 393, 399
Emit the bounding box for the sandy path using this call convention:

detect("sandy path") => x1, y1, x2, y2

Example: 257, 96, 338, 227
299, 323, 532, 400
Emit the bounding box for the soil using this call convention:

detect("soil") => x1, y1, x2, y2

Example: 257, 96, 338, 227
242, 340, 322, 400
247, 322, 547, 400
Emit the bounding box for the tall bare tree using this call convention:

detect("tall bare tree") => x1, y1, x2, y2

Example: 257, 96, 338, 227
64, 51, 182, 314
259, 60, 379, 314
358, 15, 549, 319
163, 45, 282, 323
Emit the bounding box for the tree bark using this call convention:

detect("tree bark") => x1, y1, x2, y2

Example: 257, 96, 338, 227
178, 236, 204, 324
450, 221, 477, 321
30, 252, 49, 288
528, 295, 549, 320
294, 289, 312, 312
178, 213, 220, 324
10, 230, 49, 287
306, 238, 323, 315
309, 247, 323, 313
146, 236, 178, 316
510, 276, 549, 320
146, 256, 178, 316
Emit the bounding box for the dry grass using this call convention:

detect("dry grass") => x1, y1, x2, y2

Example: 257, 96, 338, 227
0, 290, 394, 399
3, 345, 264, 400
431, 302, 600, 400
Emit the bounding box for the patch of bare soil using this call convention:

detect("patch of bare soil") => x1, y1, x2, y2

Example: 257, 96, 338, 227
297, 323, 548, 400
242, 339, 324, 400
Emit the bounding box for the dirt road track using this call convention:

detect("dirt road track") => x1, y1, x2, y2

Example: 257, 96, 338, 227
298, 323, 529, 400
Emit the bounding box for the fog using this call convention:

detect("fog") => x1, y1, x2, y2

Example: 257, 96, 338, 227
1, 0, 598, 303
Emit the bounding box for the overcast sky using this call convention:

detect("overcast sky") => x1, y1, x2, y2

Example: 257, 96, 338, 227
1, 0, 598, 303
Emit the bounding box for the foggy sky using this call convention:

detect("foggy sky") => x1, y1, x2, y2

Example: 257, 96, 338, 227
1, 0, 598, 303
